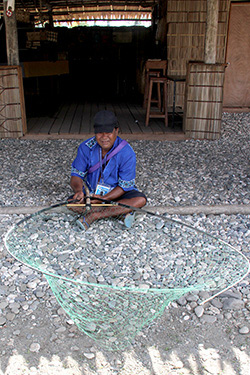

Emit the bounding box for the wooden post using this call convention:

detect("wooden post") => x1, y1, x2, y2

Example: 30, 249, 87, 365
204, 0, 219, 63
3, 0, 20, 66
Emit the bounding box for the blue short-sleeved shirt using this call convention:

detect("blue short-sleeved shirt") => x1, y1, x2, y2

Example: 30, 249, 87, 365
71, 136, 137, 194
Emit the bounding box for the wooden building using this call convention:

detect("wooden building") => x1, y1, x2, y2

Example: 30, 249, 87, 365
0, 0, 249, 139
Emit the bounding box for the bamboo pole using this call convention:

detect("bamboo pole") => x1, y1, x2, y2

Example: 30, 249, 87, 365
3, 0, 20, 66
1, 204, 250, 215
204, 0, 219, 63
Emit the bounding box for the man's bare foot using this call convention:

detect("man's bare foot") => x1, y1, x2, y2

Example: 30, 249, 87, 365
76, 216, 90, 230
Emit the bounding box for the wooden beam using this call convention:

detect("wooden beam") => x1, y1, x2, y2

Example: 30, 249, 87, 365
204, 0, 219, 64
3, 1, 20, 65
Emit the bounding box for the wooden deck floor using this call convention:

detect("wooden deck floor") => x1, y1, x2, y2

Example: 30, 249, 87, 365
25, 100, 185, 141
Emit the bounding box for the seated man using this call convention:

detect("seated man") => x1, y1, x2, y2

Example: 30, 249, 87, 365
70, 110, 147, 229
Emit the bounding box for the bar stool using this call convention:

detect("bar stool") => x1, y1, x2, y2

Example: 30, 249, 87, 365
145, 76, 168, 127
143, 59, 167, 109
167, 75, 186, 128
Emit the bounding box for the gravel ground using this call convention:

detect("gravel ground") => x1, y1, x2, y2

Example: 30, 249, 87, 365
0, 112, 250, 374
0, 112, 249, 208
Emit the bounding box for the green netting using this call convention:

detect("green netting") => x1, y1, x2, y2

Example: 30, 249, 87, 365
4, 205, 250, 351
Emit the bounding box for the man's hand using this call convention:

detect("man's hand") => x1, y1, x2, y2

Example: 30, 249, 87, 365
70, 176, 84, 203
90, 193, 104, 204
73, 191, 85, 203
90, 187, 124, 204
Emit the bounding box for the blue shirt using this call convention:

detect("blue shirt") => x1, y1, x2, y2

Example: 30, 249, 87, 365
71, 136, 137, 194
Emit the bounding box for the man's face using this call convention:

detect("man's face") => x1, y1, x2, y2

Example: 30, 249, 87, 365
95, 128, 119, 152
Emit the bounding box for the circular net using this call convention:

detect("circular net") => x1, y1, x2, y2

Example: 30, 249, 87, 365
4, 205, 250, 351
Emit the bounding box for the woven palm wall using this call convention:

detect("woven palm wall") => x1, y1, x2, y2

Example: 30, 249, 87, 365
0, 66, 27, 138
183, 62, 226, 140
166, 0, 230, 110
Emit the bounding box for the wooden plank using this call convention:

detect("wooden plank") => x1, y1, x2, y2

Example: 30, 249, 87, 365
89, 102, 99, 134
104, 102, 128, 134
147, 117, 168, 133
27, 117, 40, 132
39, 117, 55, 134
24, 100, 185, 137
112, 102, 131, 134
131, 102, 167, 134
128, 102, 152, 133
59, 103, 77, 134
123, 103, 143, 133
79, 101, 92, 134
28, 117, 48, 134
153, 117, 172, 133
49, 103, 70, 134
118, 102, 142, 133
70, 103, 83, 134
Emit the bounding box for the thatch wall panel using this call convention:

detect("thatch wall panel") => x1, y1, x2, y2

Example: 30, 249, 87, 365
187, 86, 223, 103
186, 101, 223, 119
166, 0, 230, 109
217, 22, 228, 35
187, 12, 206, 22
218, 11, 228, 22
188, 71, 225, 86
183, 62, 226, 140
0, 66, 26, 138
168, 13, 187, 22
168, 0, 206, 12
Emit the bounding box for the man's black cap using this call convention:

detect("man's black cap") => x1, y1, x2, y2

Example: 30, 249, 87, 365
94, 110, 118, 134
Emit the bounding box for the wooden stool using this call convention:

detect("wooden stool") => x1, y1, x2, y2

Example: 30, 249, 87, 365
143, 60, 167, 109
143, 71, 161, 109
145, 77, 168, 127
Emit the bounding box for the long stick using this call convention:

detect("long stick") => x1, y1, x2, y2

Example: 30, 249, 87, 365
88, 196, 249, 252
16, 199, 78, 226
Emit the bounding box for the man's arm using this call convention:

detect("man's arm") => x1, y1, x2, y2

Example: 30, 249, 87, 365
70, 176, 84, 203
92, 186, 124, 203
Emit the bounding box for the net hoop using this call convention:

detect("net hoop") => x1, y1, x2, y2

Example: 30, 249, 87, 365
3, 204, 250, 297
3, 202, 250, 350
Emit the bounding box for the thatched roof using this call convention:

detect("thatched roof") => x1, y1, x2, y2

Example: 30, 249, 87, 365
2, 1, 157, 24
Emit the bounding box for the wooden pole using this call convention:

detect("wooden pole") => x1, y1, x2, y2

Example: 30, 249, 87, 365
204, 0, 219, 63
3, 0, 20, 66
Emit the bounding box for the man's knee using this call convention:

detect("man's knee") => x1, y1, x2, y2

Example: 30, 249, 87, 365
129, 196, 146, 208
137, 196, 147, 208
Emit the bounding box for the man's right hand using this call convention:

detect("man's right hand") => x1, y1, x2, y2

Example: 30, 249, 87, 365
73, 191, 85, 203
70, 176, 85, 203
